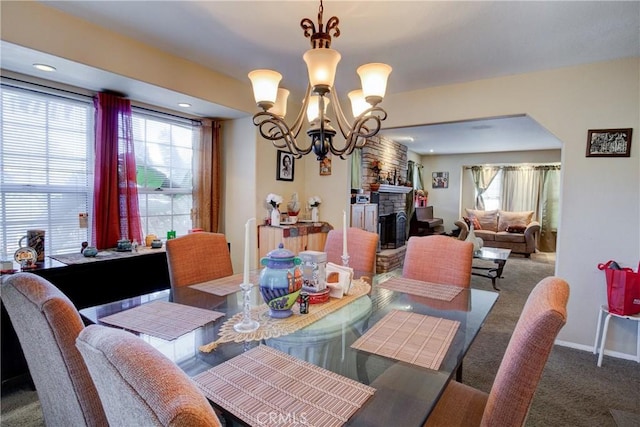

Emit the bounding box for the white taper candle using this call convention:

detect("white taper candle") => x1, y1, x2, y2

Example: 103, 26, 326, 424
343, 210, 348, 257
243, 218, 255, 284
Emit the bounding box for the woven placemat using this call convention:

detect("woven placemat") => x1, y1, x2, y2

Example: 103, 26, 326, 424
189, 271, 261, 296
199, 279, 371, 352
193, 345, 375, 427
351, 310, 459, 371
99, 301, 224, 341
379, 277, 463, 301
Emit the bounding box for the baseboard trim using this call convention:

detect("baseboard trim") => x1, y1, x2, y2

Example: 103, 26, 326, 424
555, 339, 639, 362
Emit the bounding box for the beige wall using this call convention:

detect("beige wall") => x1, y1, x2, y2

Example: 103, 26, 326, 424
3, 1, 639, 359
383, 58, 640, 357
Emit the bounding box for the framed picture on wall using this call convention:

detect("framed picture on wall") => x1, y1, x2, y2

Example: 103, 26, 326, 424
432, 171, 449, 189
586, 128, 632, 157
276, 150, 294, 181
320, 154, 332, 176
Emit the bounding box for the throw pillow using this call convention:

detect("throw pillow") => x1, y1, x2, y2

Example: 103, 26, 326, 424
465, 208, 498, 232
463, 216, 482, 230
498, 210, 534, 232
506, 225, 527, 233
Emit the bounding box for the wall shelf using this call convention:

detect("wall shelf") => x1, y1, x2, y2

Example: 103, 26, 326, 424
377, 184, 413, 194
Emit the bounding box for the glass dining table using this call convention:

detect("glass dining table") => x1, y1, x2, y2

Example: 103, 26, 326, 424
79, 269, 499, 426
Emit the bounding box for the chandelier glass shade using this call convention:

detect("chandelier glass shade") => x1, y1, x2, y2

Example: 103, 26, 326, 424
248, 0, 392, 161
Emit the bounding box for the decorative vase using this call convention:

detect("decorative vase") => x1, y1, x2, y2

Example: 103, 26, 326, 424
370, 182, 380, 191
287, 211, 299, 224
465, 223, 481, 252
259, 244, 303, 318
311, 206, 319, 222
271, 207, 280, 227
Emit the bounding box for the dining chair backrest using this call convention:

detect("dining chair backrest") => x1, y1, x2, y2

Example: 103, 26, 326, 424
481, 276, 569, 425
0, 273, 108, 427
425, 276, 569, 427
76, 324, 222, 427
403, 235, 474, 287
324, 228, 379, 273
165, 232, 233, 289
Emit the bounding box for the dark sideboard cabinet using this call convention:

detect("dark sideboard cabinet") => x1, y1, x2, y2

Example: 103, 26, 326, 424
1, 250, 171, 387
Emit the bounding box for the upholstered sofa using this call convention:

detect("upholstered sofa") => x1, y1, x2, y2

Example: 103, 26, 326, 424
455, 208, 540, 257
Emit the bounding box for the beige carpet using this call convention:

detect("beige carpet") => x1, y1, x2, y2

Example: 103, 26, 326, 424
0, 386, 43, 427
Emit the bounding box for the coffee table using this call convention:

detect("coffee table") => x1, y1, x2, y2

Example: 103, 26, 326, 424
472, 247, 511, 290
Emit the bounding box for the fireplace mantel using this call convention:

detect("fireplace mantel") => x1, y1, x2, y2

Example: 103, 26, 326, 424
377, 184, 413, 194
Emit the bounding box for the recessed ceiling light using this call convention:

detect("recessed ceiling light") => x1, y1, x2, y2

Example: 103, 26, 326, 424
178, 102, 191, 108
33, 63, 56, 72
429, 149, 434, 153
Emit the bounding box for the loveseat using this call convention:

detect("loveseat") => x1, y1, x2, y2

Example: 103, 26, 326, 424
455, 208, 540, 257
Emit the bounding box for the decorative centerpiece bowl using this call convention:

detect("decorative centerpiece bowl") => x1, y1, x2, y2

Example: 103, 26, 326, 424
259, 244, 303, 318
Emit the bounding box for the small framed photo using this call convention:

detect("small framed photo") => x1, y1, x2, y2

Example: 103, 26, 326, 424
276, 150, 294, 181
432, 171, 449, 189
320, 154, 332, 176
586, 128, 632, 157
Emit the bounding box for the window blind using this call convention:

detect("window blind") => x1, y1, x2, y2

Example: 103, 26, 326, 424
131, 109, 197, 237
1, 85, 94, 259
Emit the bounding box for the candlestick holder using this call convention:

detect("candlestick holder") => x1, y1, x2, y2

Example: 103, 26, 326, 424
341, 254, 350, 268
233, 282, 260, 333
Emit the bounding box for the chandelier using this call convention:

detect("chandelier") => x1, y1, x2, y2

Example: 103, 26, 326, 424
248, 0, 392, 161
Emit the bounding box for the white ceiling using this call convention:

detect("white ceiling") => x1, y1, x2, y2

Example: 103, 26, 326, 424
2, 1, 638, 155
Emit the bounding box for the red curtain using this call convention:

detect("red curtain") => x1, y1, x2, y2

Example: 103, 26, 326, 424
92, 92, 143, 249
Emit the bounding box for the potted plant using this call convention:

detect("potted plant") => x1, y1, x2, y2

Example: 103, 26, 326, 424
308, 196, 322, 222
266, 193, 283, 226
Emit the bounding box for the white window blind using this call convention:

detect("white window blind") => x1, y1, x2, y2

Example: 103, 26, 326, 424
1, 85, 94, 259
132, 110, 197, 238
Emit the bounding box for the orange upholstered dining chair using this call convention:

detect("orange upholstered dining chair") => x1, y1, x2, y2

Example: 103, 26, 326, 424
402, 235, 474, 287
324, 228, 379, 273
165, 232, 233, 292
76, 325, 222, 427
1, 273, 108, 426
424, 276, 569, 427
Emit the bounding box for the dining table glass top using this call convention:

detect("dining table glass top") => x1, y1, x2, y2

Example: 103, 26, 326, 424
79, 269, 498, 426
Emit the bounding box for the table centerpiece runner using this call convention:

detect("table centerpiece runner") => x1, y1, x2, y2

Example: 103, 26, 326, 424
199, 279, 371, 352
98, 301, 224, 341
379, 277, 463, 301
189, 271, 261, 297
193, 345, 375, 427
351, 310, 459, 371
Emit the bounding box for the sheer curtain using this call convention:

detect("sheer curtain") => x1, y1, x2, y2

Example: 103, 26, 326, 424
537, 166, 561, 252
93, 92, 142, 249
351, 148, 362, 190
192, 119, 222, 232
470, 166, 500, 209
405, 161, 416, 237
501, 166, 541, 211
414, 163, 424, 190
500, 165, 561, 252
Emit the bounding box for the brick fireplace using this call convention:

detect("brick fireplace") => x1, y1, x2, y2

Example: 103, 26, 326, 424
360, 136, 413, 272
